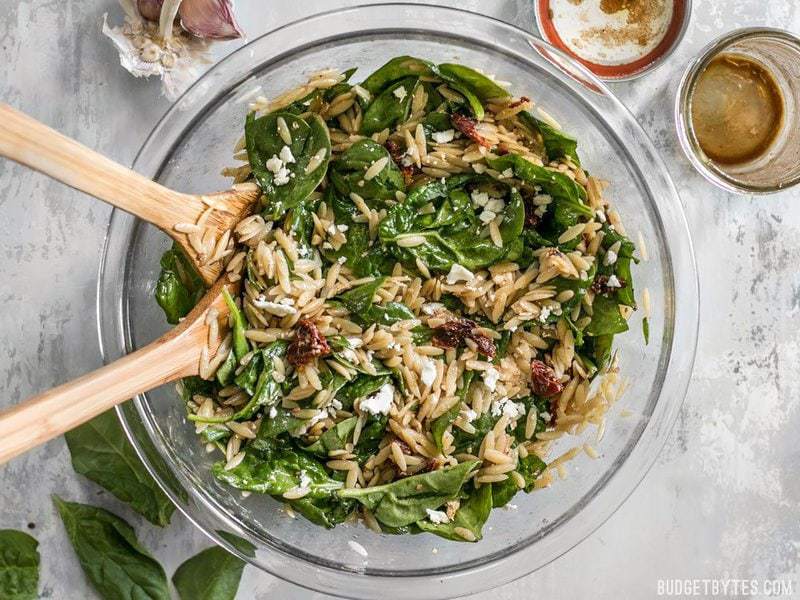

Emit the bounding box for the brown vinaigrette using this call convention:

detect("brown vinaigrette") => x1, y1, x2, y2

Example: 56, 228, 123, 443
690, 53, 784, 165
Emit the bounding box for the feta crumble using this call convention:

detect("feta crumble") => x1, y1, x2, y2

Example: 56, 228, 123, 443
478, 209, 497, 224
482, 366, 500, 392
446, 263, 475, 285
431, 129, 455, 144
393, 86, 407, 100
360, 383, 395, 416
425, 508, 450, 524
604, 249, 618, 266
471, 190, 490, 208
490, 396, 525, 420
538, 306, 551, 322
279, 145, 295, 164
606, 274, 622, 288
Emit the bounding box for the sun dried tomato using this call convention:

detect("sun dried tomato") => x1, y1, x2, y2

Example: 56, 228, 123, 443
432, 318, 496, 358
524, 198, 541, 228
507, 96, 530, 110
530, 359, 563, 397
287, 319, 331, 367
451, 112, 491, 148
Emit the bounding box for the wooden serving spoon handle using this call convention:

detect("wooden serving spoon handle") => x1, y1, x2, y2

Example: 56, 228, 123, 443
0, 103, 258, 285
0, 280, 233, 465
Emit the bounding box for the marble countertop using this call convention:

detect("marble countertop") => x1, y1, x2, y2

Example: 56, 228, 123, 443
1, 1, 798, 598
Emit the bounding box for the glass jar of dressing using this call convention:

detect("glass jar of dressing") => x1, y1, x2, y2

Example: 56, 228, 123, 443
676, 28, 800, 194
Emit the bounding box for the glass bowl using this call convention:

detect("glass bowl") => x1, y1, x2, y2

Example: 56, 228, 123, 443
97, 5, 699, 598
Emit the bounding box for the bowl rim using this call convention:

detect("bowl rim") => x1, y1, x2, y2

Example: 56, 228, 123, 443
98, 4, 700, 598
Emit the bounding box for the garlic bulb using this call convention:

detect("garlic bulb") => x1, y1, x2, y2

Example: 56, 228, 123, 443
179, 0, 243, 40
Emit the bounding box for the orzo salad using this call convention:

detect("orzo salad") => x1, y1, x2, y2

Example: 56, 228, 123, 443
155, 56, 640, 542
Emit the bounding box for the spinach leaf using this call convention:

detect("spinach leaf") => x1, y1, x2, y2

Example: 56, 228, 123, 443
64, 410, 175, 527
304, 417, 358, 456
491, 478, 518, 508
421, 111, 453, 135
53, 496, 169, 600
585, 294, 629, 337
643, 317, 650, 345
431, 371, 475, 451
518, 111, 580, 164
289, 496, 355, 529
361, 76, 418, 136
338, 460, 480, 528
245, 111, 331, 220
334, 277, 415, 325
155, 245, 205, 325
511, 396, 550, 442
329, 139, 405, 202
285, 197, 318, 260
437, 64, 510, 101
172, 542, 249, 600
485, 154, 592, 232
252, 406, 305, 441
229, 341, 287, 421
222, 288, 249, 361
600, 225, 637, 308
213, 447, 342, 498
361, 56, 432, 95
336, 374, 391, 411
215, 350, 238, 386
416, 483, 492, 541
585, 333, 614, 372
0, 530, 39, 600
516, 454, 547, 491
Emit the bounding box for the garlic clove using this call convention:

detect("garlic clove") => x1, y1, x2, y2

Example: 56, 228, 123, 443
137, 0, 164, 22
178, 0, 243, 40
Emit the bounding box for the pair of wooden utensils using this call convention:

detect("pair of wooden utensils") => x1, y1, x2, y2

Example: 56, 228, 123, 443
0, 103, 261, 464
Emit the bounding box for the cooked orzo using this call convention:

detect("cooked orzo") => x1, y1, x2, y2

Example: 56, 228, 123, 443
155, 56, 639, 541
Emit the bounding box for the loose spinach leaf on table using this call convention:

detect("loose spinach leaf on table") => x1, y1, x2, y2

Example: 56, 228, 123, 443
329, 139, 406, 203
0, 530, 39, 600
361, 76, 418, 136
172, 537, 252, 600
53, 496, 169, 600
64, 410, 175, 527
155, 245, 205, 325
245, 111, 331, 220
416, 482, 492, 541
338, 460, 480, 528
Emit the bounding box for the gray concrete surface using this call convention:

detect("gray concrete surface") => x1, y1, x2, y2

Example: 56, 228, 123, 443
1, 1, 799, 598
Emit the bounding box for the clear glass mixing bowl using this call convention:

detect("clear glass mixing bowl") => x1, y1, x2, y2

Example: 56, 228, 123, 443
97, 5, 699, 598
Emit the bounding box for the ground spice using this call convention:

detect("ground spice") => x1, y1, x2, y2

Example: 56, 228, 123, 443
572, 0, 669, 48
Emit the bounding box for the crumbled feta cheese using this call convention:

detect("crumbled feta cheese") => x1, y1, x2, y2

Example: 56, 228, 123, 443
604, 249, 618, 266
252, 296, 298, 316
279, 145, 295, 164
463, 408, 478, 423
421, 302, 445, 316
266, 156, 283, 173
606, 274, 622, 288
420, 357, 437, 387
348, 540, 369, 558
393, 86, 407, 100
268, 406, 278, 419
341, 348, 359, 363
534, 204, 547, 217
490, 397, 525, 420
501, 168, 513, 179
482, 367, 500, 392
331, 398, 343, 410
425, 508, 450, 524
360, 383, 395, 416
337, 256, 347, 264
346, 336, 364, 348
485, 198, 505, 213
273, 167, 291, 186
538, 306, 552, 322
337, 224, 349, 232
472, 163, 487, 174
432, 129, 455, 144
446, 263, 475, 285
479, 209, 497, 224
471, 190, 490, 207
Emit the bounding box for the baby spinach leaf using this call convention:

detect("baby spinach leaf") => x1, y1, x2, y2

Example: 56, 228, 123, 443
586, 294, 629, 337
585, 333, 614, 372
361, 56, 432, 95
245, 111, 331, 220
437, 63, 510, 101
289, 496, 355, 529
643, 317, 650, 345
600, 224, 637, 308
172, 544, 247, 600
53, 496, 169, 600
229, 342, 287, 421
361, 76, 418, 136
485, 154, 591, 232
215, 350, 238, 387
64, 410, 175, 527
155, 245, 205, 325
516, 454, 547, 492
213, 447, 342, 498
421, 111, 453, 135
0, 530, 39, 600
304, 417, 358, 456
329, 139, 405, 202
222, 288, 249, 361
336, 374, 391, 411
338, 460, 480, 528
518, 111, 580, 164
334, 277, 415, 325
511, 396, 550, 443
416, 482, 492, 541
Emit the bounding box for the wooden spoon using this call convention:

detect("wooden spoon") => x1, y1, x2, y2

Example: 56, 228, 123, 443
0, 278, 237, 464
0, 103, 259, 286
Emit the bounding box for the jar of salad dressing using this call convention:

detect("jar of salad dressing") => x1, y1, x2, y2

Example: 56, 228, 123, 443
676, 28, 800, 194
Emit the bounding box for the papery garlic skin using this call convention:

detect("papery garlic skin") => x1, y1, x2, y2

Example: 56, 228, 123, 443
179, 0, 244, 40
137, 0, 164, 22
